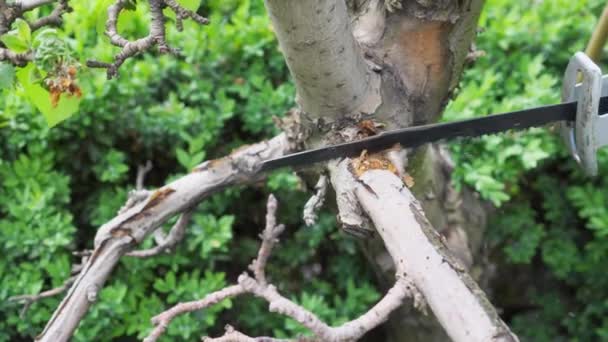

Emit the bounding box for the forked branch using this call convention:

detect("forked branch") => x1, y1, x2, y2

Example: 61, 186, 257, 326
145, 194, 415, 342
86, 0, 209, 79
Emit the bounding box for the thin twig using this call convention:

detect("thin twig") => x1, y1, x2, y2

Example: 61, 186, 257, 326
136, 161, 153, 191
249, 194, 284, 285
302, 174, 328, 226
144, 194, 411, 342
9, 278, 75, 318
127, 209, 194, 258
87, 0, 209, 79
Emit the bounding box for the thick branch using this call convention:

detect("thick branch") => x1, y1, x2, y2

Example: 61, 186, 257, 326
263, 0, 379, 123
355, 170, 518, 342
37, 134, 290, 342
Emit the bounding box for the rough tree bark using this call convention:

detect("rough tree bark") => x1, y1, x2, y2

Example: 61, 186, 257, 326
264, 0, 505, 341
33, 0, 516, 341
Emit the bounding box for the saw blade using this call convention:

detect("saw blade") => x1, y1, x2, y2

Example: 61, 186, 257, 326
260, 96, 608, 172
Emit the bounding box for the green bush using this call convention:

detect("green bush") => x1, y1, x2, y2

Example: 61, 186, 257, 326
3, 0, 608, 341
447, 0, 608, 340
0, 1, 378, 340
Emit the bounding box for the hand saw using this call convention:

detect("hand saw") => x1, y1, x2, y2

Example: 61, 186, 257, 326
261, 52, 608, 176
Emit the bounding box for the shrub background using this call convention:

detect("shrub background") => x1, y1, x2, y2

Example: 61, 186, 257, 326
1, 0, 607, 340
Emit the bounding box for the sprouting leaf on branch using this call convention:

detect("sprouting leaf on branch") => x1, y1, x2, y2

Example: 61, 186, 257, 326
15, 19, 32, 46
16, 63, 80, 127
0, 19, 32, 53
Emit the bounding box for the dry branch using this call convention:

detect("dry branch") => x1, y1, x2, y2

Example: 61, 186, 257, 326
9, 278, 74, 317
127, 209, 194, 258
36, 134, 290, 342
302, 174, 328, 226
86, 0, 208, 79
145, 194, 413, 342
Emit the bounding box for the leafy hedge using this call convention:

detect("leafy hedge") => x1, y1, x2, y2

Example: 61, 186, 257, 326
446, 0, 608, 340
2, 0, 608, 341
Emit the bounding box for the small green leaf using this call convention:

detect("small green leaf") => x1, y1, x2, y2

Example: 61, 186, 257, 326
0, 63, 15, 89
0, 33, 29, 53
190, 151, 206, 166
175, 148, 190, 168
15, 19, 31, 46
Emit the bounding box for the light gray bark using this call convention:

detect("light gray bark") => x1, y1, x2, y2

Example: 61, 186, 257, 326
265, 1, 504, 341
356, 170, 517, 342
264, 0, 380, 127
37, 135, 290, 342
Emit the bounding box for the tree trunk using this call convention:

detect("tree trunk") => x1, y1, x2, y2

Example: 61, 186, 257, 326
39, 1, 510, 340
264, 0, 502, 341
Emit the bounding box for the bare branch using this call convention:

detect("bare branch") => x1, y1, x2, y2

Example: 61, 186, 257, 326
163, 0, 208, 29
8, 254, 87, 318
355, 170, 518, 342
87, 0, 209, 79
17, 0, 54, 11
145, 285, 247, 342
202, 325, 290, 342
302, 174, 328, 226
327, 158, 374, 238
136, 161, 153, 190
8, 278, 74, 318
145, 193, 412, 342
28, 0, 70, 31
249, 194, 284, 285
0, 47, 32, 66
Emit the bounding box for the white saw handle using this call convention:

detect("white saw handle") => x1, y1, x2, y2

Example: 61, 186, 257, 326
561, 52, 605, 176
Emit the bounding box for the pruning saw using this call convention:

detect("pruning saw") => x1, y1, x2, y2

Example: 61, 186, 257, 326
260, 52, 608, 176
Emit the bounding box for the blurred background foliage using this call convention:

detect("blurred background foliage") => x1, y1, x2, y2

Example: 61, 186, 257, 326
1, 0, 608, 341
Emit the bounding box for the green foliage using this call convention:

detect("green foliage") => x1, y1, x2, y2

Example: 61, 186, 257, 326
0, 1, 376, 341
445, 0, 603, 205
458, 1, 608, 340
0, 18, 31, 53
